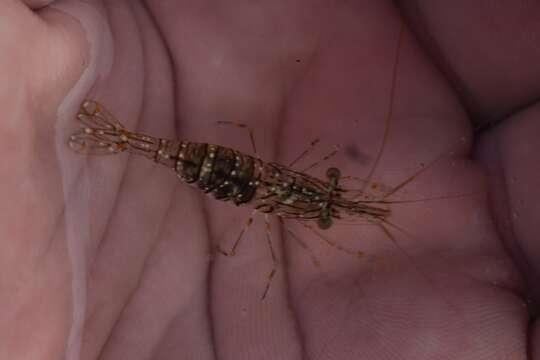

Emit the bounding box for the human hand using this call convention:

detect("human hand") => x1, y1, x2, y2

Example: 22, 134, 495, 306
2, 1, 539, 359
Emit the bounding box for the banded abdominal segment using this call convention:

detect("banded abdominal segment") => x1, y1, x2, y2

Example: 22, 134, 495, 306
172, 142, 263, 205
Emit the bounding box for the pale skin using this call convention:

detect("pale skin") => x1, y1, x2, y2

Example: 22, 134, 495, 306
2, 1, 540, 359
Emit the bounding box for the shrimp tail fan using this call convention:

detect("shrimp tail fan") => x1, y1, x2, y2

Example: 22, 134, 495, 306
68, 100, 156, 157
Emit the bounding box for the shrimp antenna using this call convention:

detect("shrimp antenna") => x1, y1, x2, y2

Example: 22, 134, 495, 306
360, 22, 405, 195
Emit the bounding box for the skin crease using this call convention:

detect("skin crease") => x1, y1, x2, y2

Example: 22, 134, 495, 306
1, 0, 540, 359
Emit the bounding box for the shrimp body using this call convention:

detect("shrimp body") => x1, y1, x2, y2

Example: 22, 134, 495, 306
69, 100, 389, 230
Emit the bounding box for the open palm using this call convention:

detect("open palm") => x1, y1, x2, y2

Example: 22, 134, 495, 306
2, 1, 539, 359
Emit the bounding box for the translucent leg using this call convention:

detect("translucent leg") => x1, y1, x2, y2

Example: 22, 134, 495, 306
261, 215, 278, 300
216, 210, 257, 257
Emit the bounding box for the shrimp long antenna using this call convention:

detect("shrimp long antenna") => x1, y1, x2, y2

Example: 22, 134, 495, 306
360, 22, 405, 195
351, 145, 455, 202
355, 192, 479, 205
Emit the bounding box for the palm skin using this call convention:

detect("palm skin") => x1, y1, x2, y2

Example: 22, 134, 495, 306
2, 1, 539, 359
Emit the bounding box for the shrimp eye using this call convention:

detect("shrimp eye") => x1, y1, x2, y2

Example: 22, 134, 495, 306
326, 167, 341, 181
317, 216, 332, 230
